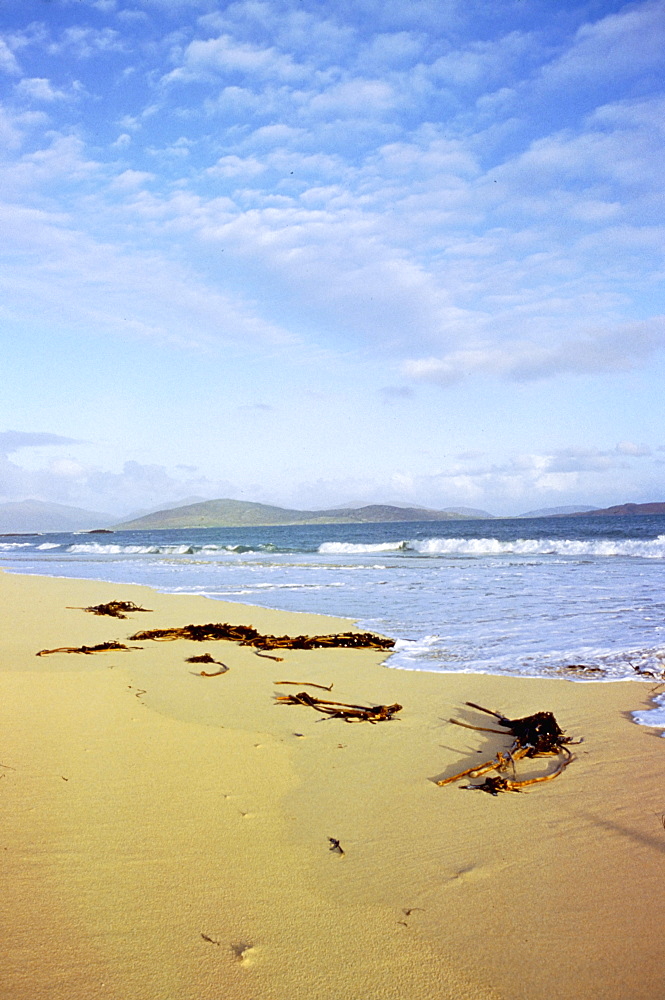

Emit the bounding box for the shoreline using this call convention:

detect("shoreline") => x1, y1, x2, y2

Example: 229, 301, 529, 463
2, 568, 664, 999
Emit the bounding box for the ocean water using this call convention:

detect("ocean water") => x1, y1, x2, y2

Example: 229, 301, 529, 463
2, 515, 665, 730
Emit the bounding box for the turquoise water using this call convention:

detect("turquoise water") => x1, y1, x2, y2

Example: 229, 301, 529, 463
3, 516, 665, 696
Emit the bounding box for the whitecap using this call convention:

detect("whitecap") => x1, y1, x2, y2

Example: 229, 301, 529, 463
318, 541, 408, 554
410, 535, 665, 559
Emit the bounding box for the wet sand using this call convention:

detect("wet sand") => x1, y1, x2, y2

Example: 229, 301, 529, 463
1, 568, 664, 999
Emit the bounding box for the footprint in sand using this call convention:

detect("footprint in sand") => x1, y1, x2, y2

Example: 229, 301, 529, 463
231, 942, 257, 966
450, 865, 485, 882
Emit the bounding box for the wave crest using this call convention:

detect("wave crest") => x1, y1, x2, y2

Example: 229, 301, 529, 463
318, 541, 408, 554
319, 535, 665, 558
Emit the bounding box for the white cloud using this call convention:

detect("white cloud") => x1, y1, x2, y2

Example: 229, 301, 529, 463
0, 107, 25, 150
1, 134, 102, 192
0, 37, 21, 75
147, 136, 194, 158
306, 78, 396, 116
49, 26, 127, 59
404, 317, 665, 385
428, 30, 535, 89
0, 447, 232, 517
109, 168, 156, 189
0, 200, 300, 355
356, 31, 425, 69
165, 33, 305, 84
15, 77, 71, 102
205, 154, 265, 179
0, 0, 663, 520
0, 431, 80, 455
264, 436, 661, 513
117, 9, 150, 23
199, 3, 354, 63
616, 441, 651, 457
538, 0, 665, 90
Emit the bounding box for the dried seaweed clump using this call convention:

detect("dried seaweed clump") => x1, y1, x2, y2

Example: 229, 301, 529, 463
69, 600, 152, 619
186, 652, 229, 676
275, 690, 402, 723
36, 641, 140, 657
437, 701, 577, 794
128, 622, 394, 652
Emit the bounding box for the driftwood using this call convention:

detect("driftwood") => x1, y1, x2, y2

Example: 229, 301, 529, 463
68, 600, 152, 619
128, 622, 394, 652
275, 690, 402, 723
36, 641, 141, 656
437, 702, 577, 794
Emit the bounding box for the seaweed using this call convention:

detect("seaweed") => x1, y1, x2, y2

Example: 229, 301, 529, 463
36, 641, 141, 656
128, 622, 394, 652
186, 653, 220, 664
275, 690, 402, 723
274, 680, 334, 692
68, 600, 152, 619
464, 753, 574, 795
436, 702, 578, 794
185, 653, 229, 676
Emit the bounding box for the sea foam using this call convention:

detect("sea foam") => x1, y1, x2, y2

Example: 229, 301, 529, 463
632, 692, 665, 735
320, 535, 665, 559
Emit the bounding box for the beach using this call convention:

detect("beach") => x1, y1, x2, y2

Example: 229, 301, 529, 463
2, 568, 664, 1000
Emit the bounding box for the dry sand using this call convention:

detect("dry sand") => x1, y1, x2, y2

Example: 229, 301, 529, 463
1, 568, 664, 1000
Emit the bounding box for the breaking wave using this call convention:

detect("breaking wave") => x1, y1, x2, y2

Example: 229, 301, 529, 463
5, 534, 665, 561
320, 535, 665, 559
318, 541, 408, 554
63, 542, 275, 556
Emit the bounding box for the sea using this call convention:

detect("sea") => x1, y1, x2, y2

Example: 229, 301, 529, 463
2, 514, 665, 730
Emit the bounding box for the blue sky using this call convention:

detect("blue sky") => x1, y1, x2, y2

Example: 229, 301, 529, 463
1, 0, 664, 516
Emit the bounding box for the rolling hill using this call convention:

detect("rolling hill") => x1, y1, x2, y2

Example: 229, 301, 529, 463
517, 505, 599, 517
572, 501, 665, 516
113, 498, 489, 530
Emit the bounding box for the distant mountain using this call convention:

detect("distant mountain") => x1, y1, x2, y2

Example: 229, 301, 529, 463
0, 499, 113, 533
328, 500, 431, 511
113, 497, 486, 530
119, 496, 209, 522
517, 505, 599, 517
440, 506, 495, 518
328, 501, 494, 517
571, 501, 665, 516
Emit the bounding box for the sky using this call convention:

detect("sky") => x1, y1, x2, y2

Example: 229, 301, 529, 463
0, 0, 664, 517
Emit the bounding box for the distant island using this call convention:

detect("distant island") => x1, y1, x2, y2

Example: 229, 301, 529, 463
112, 498, 495, 530
570, 502, 665, 516
2, 497, 665, 533
516, 505, 599, 518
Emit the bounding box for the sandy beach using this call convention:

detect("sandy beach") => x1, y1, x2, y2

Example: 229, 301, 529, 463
1, 567, 664, 1000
